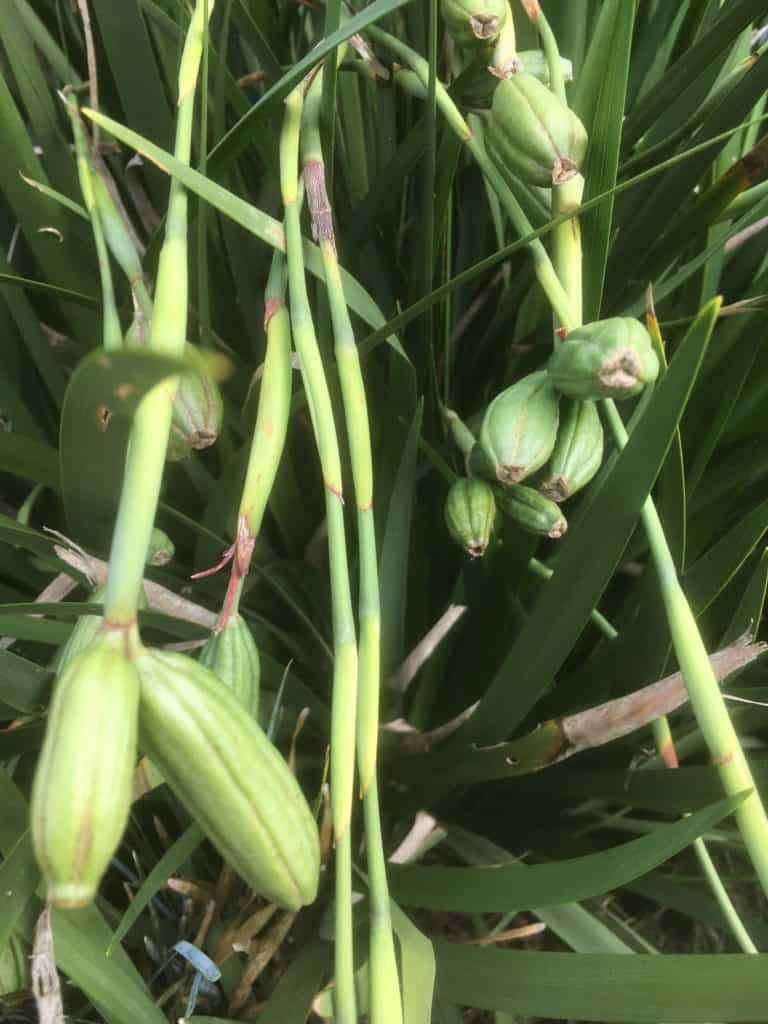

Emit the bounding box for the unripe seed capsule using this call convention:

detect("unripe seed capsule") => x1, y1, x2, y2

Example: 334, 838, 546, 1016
471, 370, 560, 485
486, 72, 588, 186
496, 483, 568, 538
441, 0, 508, 49
136, 649, 320, 911
445, 478, 496, 557
548, 318, 660, 401
199, 612, 261, 717
31, 629, 140, 908
538, 399, 604, 502
167, 347, 224, 462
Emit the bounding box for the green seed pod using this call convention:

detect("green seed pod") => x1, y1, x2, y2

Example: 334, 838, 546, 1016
31, 629, 140, 908
167, 348, 224, 462
199, 612, 261, 717
471, 370, 560, 485
496, 483, 568, 538
486, 72, 588, 186
0, 932, 30, 997
136, 649, 320, 911
441, 0, 507, 48
444, 478, 496, 557
147, 526, 175, 566
548, 318, 660, 400
538, 399, 604, 502
443, 406, 476, 457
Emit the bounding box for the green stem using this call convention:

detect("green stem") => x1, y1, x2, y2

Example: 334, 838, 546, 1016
604, 399, 768, 900
66, 94, 121, 352
214, 254, 290, 630
302, 75, 403, 1024
332, 831, 357, 1024
364, 774, 403, 1024
237, 253, 293, 541
369, 25, 576, 330
528, 2, 583, 330
490, 4, 516, 74
651, 718, 757, 953
527, 557, 617, 640
529, 1, 566, 104
196, 0, 211, 347
89, 173, 153, 324
281, 80, 358, 1024
103, 0, 214, 626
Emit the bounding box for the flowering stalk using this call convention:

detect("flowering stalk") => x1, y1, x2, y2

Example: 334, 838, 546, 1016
280, 79, 358, 1024
302, 72, 403, 1024
96, 0, 215, 628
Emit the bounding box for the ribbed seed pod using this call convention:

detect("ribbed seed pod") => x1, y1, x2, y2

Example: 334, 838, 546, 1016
486, 72, 588, 186
167, 349, 224, 462
441, 0, 507, 48
471, 370, 560, 485
496, 483, 568, 538
538, 399, 604, 502
199, 612, 261, 717
31, 629, 140, 908
444, 478, 496, 557
548, 318, 660, 400
136, 649, 320, 911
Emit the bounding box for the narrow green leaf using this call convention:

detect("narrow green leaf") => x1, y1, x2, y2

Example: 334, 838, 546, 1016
521, 760, 768, 816
379, 400, 423, 675
0, 65, 97, 341
0, 649, 52, 712
389, 793, 745, 912
91, 0, 173, 207
573, 0, 636, 321
434, 942, 768, 1021
722, 547, 768, 645
391, 901, 436, 1024
0, 772, 31, 854
0, 270, 99, 308
255, 933, 331, 1024
0, 831, 39, 954
446, 827, 636, 954
48, 907, 169, 1024
0, 431, 59, 489
683, 497, 768, 615
623, 0, 768, 148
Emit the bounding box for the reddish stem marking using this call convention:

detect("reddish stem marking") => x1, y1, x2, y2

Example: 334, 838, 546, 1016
264, 296, 283, 329
191, 517, 256, 632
